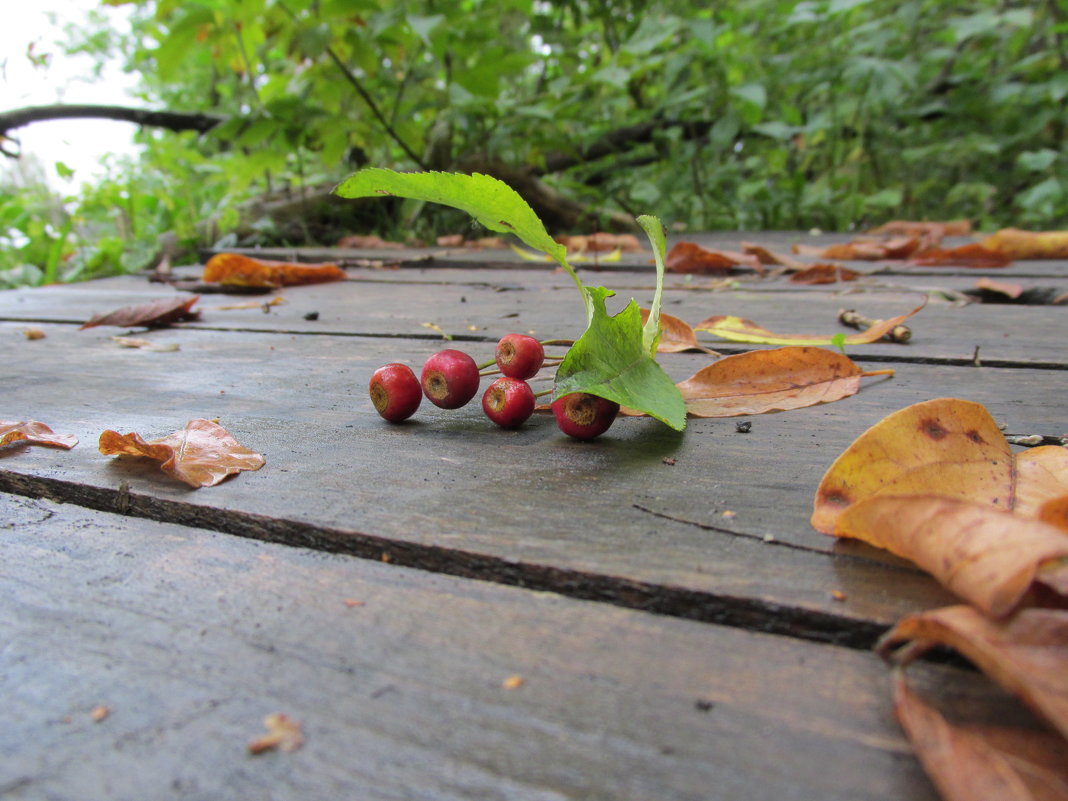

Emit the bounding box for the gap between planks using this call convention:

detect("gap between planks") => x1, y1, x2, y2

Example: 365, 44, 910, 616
0, 468, 891, 651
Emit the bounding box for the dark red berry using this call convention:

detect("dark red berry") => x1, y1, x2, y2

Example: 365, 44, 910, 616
482, 377, 535, 428
369, 363, 422, 422
495, 334, 544, 380
552, 392, 620, 440
421, 349, 480, 409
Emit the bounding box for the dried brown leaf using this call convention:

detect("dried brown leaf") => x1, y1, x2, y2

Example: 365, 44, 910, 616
891, 668, 1068, 801
98, 419, 265, 488
80, 296, 201, 330
0, 420, 78, 450
789, 263, 862, 284
675, 347, 878, 418
869, 220, 972, 237
909, 244, 1013, 268
665, 241, 762, 274
834, 496, 1068, 616
740, 241, 807, 270
639, 308, 718, 354
248, 713, 304, 754
336, 234, 405, 249
881, 606, 1068, 742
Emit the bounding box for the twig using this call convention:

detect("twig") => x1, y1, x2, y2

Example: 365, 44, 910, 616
837, 309, 911, 343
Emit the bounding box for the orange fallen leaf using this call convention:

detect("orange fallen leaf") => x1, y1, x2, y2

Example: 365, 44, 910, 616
674, 347, 890, 418
80, 296, 201, 330
796, 236, 921, 261
740, 241, 807, 270
248, 713, 304, 754
890, 667, 1068, 801
665, 241, 762, 274
694, 299, 925, 346
834, 496, 1068, 616
880, 606, 1068, 742
812, 398, 1068, 534
203, 253, 345, 288
1038, 496, 1068, 534
336, 234, 405, 249
502, 675, 525, 689
639, 308, 718, 354
21, 326, 46, 340
909, 244, 1012, 268
973, 277, 1025, 301
789, 263, 861, 284
90, 705, 110, 722
869, 220, 972, 237
98, 419, 265, 488
0, 420, 78, 449
981, 229, 1068, 260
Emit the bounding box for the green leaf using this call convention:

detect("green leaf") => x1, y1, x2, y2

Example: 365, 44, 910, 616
334, 168, 588, 316
553, 287, 687, 431
636, 214, 666, 357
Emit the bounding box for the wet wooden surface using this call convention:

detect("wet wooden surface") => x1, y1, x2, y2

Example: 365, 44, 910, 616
2, 231, 1065, 799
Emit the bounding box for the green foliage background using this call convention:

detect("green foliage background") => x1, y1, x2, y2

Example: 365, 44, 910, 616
3, 0, 1067, 286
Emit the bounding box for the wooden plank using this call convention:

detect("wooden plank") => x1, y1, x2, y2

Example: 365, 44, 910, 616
3, 270, 1067, 366
5, 322, 1066, 640
3, 491, 1036, 801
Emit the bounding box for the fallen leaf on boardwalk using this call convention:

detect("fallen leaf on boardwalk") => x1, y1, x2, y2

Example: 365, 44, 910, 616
0, 420, 78, 449
502, 675, 525, 689
834, 496, 1068, 616
890, 667, 1068, 801
80, 296, 201, 330
110, 336, 180, 352
973, 278, 1025, 300
336, 234, 405, 249
554, 232, 642, 252
90, 705, 110, 722
740, 241, 807, 270
981, 229, 1068, 260
98, 419, 264, 488
20, 326, 46, 340
869, 220, 972, 237
812, 398, 1068, 534
509, 244, 622, 263
666, 241, 762, 274
674, 347, 888, 418
789, 264, 861, 284
694, 299, 925, 346
795, 236, 921, 261
436, 235, 505, 249
908, 244, 1012, 268
248, 713, 304, 754
880, 605, 1068, 741
203, 253, 345, 287
639, 308, 718, 354
210, 297, 287, 311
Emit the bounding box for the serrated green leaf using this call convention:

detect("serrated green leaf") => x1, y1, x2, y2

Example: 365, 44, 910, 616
553, 287, 687, 431
334, 168, 588, 316
636, 214, 666, 357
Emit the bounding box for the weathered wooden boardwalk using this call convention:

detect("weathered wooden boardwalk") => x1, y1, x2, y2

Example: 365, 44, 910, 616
2, 232, 1064, 800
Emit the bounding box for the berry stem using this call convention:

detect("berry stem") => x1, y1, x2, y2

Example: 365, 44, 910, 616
539, 339, 574, 347
532, 387, 555, 399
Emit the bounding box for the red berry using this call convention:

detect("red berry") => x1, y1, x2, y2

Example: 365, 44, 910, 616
495, 334, 544, 380
482, 377, 535, 428
421, 349, 480, 409
369, 363, 422, 422
552, 393, 619, 440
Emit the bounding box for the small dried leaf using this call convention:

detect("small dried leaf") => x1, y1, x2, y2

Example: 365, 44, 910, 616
740, 241, 807, 270
98, 419, 264, 488
203, 253, 345, 287
110, 336, 180, 352
0, 420, 78, 449
675, 347, 878, 418
869, 220, 972, 237
336, 234, 405, 249
502, 675, 525, 689
909, 244, 1013, 268
665, 241, 762, 274
789, 264, 862, 284
981, 229, 1068, 260
248, 713, 304, 754
90, 705, 110, 722
834, 496, 1068, 616
638, 308, 717, 354
21, 326, 46, 340
891, 669, 1068, 801
80, 296, 201, 330
798, 236, 922, 261
694, 299, 924, 346
881, 606, 1068, 742
555, 232, 642, 252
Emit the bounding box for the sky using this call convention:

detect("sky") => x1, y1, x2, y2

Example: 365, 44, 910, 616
2, 0, 141, 187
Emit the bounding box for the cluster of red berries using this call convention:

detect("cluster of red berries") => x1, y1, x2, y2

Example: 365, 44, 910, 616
368, 333, 619, 439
